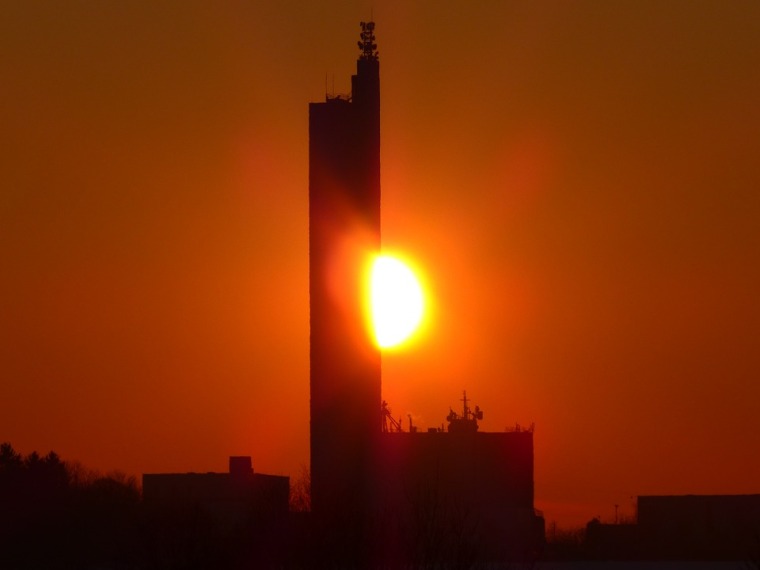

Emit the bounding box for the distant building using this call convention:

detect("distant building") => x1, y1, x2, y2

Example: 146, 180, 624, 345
586, 494, 760, 560
378, 394, 545, 561
142, 456, 289, 530
639, 494, 760, 559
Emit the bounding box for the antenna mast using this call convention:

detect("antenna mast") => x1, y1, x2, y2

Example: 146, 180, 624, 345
358, 21, 378, 61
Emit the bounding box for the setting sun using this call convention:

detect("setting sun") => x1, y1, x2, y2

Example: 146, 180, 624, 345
370, 255, 425, 349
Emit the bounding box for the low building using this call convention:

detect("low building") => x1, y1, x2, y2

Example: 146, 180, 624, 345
586, 494, 760, 560
142, 456, 289, 531
638, 494, 760, 560
376, 394, 545, 562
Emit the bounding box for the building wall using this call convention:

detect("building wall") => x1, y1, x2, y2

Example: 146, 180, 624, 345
142, 470, 289, 531
586, 495, 760, 560
378, 430, 534, 508
637, 494, 760, 559
376, 430, 543, 560
308, 44, 381, 521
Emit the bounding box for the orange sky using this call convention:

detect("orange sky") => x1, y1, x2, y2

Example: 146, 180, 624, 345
2, 1, 760, 528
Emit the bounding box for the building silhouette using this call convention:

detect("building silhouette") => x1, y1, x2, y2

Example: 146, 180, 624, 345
308, 23, 543, 563
142, 456, 289, 531
308, 21, 381, 524
378, 394, 544, 561
586, 494, 760, 560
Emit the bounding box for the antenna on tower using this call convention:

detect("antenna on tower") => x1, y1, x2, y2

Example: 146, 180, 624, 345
358, 21, 378, 61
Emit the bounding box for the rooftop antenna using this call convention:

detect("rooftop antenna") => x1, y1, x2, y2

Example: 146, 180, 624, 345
460, 391, 481, 421
358, 21, 378, 61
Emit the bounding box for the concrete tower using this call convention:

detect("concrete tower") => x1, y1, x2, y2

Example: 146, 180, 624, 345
308, 22, 381, 522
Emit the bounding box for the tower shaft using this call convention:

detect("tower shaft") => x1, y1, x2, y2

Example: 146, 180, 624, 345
308, 22, 381, 522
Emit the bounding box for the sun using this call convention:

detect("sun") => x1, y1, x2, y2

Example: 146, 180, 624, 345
369, 254, 425, 349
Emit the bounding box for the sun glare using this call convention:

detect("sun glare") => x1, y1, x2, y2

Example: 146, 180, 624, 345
370, 255, 425, 349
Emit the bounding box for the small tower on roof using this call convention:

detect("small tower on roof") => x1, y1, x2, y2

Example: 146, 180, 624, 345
446, 391, 484, 434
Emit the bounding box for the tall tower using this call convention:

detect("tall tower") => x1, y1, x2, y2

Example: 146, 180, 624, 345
309, 22, 381, 522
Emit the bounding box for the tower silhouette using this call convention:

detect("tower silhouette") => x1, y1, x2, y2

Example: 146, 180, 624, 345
309, 22, 381, 524
307, 24, 544, 563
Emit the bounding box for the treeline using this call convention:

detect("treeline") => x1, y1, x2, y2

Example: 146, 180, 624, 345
0, 443, 307, 569
0, 442, 142, 569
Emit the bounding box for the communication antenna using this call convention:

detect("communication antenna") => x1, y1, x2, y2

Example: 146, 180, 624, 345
358, 21, 378, 61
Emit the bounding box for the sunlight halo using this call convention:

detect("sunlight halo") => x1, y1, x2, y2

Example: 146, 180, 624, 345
369, 254, 425, 349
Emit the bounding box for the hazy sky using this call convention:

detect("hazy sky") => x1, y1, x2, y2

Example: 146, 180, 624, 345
2, 1, 759, 527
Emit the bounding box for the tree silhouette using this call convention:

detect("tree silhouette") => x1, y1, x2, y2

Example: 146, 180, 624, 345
289, 464, 311, 513
0, 442, 143, 569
